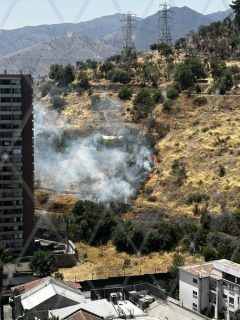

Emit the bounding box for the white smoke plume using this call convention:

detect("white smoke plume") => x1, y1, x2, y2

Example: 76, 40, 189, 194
34, 96, 152, 204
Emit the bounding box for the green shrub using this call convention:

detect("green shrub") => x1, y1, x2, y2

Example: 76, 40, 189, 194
40, 82, 52, 97
132, 88, 155, 120
118, 87, 133, 100
219, 164, 226, 177
76, 72, 90, 90
30, 251, 58, 277
51, 96, 65, 110
174, 57, 206, 89
162, 99, 174, 113
108, 68, 132, 84
171, 158, 187, 185
49, 85, 62, 97
71, 200, 117, 245
203, 246, 218, 262
152, 89, 164, 104
193, 96, 208, 106
49, 64, 75, 86
186, 192, 210, 205
167, 86, 179, 99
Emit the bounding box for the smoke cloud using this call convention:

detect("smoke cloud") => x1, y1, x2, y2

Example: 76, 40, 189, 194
34, 96, 152, 204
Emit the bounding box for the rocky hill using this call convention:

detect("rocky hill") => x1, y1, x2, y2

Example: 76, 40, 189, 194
0, 7, 231, 77
0, 33, 118, 77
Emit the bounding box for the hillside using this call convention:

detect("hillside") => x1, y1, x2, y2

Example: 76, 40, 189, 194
0, 33, 118, 77
0, 7, 231, 77
131, 94, 240, 220
33, 11, 240, 280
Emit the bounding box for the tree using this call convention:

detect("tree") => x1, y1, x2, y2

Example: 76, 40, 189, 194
174, 64, 195, 89
72, 200, 116, 245
168, 253, 185, 278
30, 251, 58, 277
210, 60, 227, 79
77, 72, 90, 90
203, 246, 218, 262
230, 0, 240, 29
132, 88, 155, 121
0, 244, 12, 320
175, 58, 206, 90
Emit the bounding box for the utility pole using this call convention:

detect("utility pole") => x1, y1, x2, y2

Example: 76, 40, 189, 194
122, 12, 137, 62
158, 2, 172, 46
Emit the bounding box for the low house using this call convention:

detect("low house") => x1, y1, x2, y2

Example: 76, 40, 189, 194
10, 277, 84, 320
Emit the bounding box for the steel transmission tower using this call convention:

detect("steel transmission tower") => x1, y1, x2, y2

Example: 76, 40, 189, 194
158, 2, 172, 45
122, 12, 137, 60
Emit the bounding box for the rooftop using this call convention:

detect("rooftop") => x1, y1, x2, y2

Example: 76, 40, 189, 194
214, 259, 240, 272
179, 262, 213, 278
11, 277, 81, 295
149, 298, 208, 320
65, 309, 103, 320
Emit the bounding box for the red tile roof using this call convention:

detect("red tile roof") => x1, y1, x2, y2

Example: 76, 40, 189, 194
65, 310, 103, 320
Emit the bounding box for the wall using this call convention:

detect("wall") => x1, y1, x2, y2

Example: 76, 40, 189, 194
179, 269, 200, 312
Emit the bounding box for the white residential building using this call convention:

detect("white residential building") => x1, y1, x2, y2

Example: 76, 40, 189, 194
179, 259, 240, 320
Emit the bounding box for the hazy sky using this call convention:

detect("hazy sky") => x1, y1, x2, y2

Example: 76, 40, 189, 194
0, 0, 233, 30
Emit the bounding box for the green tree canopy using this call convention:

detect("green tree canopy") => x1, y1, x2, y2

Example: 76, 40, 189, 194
30, 251, 58, 277
230, 0, 240, 29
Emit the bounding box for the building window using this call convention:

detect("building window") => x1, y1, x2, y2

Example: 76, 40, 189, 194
193, 278, 198, 284
229, 297, 234, 305
223, 294, 227, 300
192, 303, 198, 311
193, 290, 198, 297
229, 284, 234, 292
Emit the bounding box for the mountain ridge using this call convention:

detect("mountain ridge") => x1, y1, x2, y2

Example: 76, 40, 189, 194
0, 7, 232, 77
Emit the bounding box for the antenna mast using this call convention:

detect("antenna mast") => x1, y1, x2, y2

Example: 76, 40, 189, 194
158, 2, 172, 45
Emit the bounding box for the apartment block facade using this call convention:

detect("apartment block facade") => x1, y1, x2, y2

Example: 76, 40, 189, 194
179, 259, 240, 320
0, 74, 34, 253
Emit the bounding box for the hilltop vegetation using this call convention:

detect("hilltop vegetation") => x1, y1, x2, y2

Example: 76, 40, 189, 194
37, 5, 240, 279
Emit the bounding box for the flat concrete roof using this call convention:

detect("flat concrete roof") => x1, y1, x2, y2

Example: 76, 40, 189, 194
149, 298, 208, 320
179, 262, 213, 278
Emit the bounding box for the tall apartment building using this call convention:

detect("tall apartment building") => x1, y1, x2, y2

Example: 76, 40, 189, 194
0, 74, 34, 254
179, 259, 240, 320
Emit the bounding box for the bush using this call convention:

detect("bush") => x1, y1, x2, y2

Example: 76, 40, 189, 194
193, 96, 208, 106
51, 96, 65, 111
76, 72, 90, 90
162, 99, 174, 113
219, 164, 226, 177
49, 64, 75, 86
185, 192, 210, 205
40, 82, 52, 97
112, 221, 145, 254
213, 71, 233, 94
30, 251, 58, 277
70, 200, 116, 245
118, 87, 133, 100
152, 89, 164, 104
167, 86, 179, 100
203, 246, 218, 262
174, 58, 206, 89
132, 88, 155, 120
171, 158, 187, 185
49, 85, 62, 97
108, 68, 132, 84
168, 253, 185, 277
